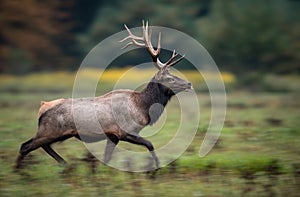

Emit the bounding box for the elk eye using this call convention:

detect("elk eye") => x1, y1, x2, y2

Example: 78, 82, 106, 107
169, 78, 175, 83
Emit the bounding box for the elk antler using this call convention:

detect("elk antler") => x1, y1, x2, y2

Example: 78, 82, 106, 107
120, 20, 185, 70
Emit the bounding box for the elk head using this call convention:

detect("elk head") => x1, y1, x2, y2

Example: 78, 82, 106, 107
120, 21, 192, 94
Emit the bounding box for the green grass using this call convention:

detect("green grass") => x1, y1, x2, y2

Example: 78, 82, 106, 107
0, 72, 299, 196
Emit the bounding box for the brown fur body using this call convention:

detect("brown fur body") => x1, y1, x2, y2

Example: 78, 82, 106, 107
15, 21, 192, 170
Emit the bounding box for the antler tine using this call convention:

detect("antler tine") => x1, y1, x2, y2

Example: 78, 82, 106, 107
166, 53, 185, 68
165, 50, 179, 65
119, 24, 145, 48
155, 52, 184, 70
120, 41, 133, 49
124, 24, 144, 41
143, 21, 153, 51
157, 32, 161, 55
141, 21, 163, 69
149, 23, 152, 41
120, 21, 183, 70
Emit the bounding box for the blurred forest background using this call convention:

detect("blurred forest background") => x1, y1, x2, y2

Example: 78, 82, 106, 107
0, 0, 299, 75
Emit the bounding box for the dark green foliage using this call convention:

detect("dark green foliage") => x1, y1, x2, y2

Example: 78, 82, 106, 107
1, 0, 299, 75
202, 0, 300, 74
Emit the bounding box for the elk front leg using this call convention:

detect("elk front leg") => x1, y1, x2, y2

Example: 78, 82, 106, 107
103, 134, 119, 164
121, 134, 160, 170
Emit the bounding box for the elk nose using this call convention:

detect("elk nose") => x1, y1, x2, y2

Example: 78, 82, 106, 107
188, 82, 193, 90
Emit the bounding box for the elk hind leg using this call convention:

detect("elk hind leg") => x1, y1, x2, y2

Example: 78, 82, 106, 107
42, 144, 67, 166
15, 137, 42, 169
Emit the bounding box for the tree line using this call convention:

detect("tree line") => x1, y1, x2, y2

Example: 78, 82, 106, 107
0, 0, 299, 74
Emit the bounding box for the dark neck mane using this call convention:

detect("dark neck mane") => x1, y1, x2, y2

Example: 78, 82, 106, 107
139, 78, 175, 125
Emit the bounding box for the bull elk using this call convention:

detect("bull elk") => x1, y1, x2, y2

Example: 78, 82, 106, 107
16, 21, 192, 170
